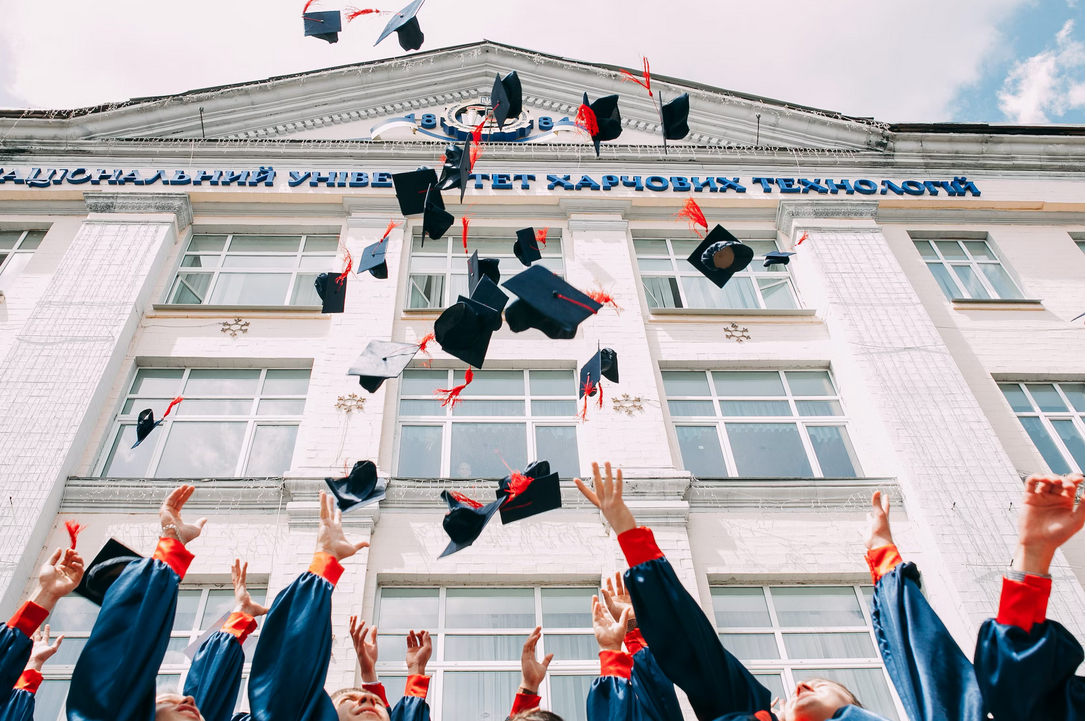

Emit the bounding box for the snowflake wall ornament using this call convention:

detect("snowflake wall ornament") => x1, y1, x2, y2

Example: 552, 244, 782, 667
335, 394, 366, 413
724, 322, 751, 343
220, 318, 249, 337
612, 394, 645, 416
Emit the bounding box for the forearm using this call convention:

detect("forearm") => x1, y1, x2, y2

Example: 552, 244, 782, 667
1011, 544, 1055, 577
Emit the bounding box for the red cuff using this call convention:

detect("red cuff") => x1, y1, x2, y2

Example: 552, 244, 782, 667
152, 537, 195, 580
599, 649, 633, 679
996, 574, 1052, 632
404, 674, 430, 699
221, 611, 258, 645
361, 682, 389, 708
865, 544, 903, 584
624, 628, 647, 655
617, 527, 665, 568
510, 690, 541, 716
14, 669, 42, 694
308, 552, 344, 586
7, 601, 48, 638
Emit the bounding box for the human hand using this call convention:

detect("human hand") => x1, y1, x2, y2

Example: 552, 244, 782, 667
26, 625, 63, 672
574, 462, 637, 534
592, 595, 629, 652
231, 560, 269, 617
863, 491, 894, 550
601, 571, 634, 625
316, 491, 369, 562
349, 616, 379, 683
159, 485, 207, 545
31, 548, 84, 612
405, 630, 432, 676
519, 626, 553, 694
1013, 473, 1085, 576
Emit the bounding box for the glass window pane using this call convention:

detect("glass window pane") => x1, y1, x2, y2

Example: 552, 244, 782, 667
545, 634, 597, 660
188, 235, 227, 252
169, 272, 212, 304
298, 256, 335, 270
181, 255, 214, 268
530, 370, 575, 396
0, 231, 22, 250
228, 236, 301, 252
719, 633, 779, 660
783, 632, 875, 659
913, 240, 937, 259
757, 278, 798, 310
378, 588, 439, 629
176, 399, 253, 415
45, 636, 87, 666
964, 241, 996, 260
719, 400, 791, 416
442, 672, 519, 721
952, 265, 989, 299
713, 371, 785, 397
926, 263, 960, 300
531, 400, 578, 416
401, 369, 448, 395
725, 424, 812, 477
752, 674, 785, 705
47, 596, 100, 633
448, 273, 470, 302
397, 426, 442, 477
1000, 383, 1033, 412
200, 589, 241, 629
400, 399, 444, 416
156, 675, 182, 694
671, 240, 699, 256
35, 680, 70, 721
978, 263, 1023, 299
460, 370, 524, 396
246, 425, 299, 476
1051, 420, 1084, 471
662, 371, 710, 396
290, 273, 322, 306
804, 669, 900, 721
634, 239, 669, 255
681, 276, 758, 309
452, 400, 525, 416
1019, 417, 1072, 474
1026, 384, 1068, 412
668, 400, 717, 416
1060, 383, 1085, 412
445, 635, 524, 661
643, 276, 682, 309
542, 588, 595, 627
222, 255, 296, 268
785, 371, 835, 396
185, 369, 261, 396
256, 400, 307, 415
550, 676, 595, 721
534, 426, 580, 478
155, 422, 246, 477
408, 275, 443, 309
377, 635, 409, 666
450, 423, 526, 478
935, 240, 967, 259
770, 587, 864, 627
638, 258, 675, 272
445, 589, 534, 628
711, 588, 771, 627
102, 425, 156, 477
807, 426, 860, 478
796, 400, 844, 416
410, 256, 448, 272
675, 426, 727, 477
263, 369, 311, 395
304, 236, 339, 252
209, 273, 292, 305
746, 240, 778, 257
162, 637, 192, 666
131, 369, 184, 396
173, 590, 202, 631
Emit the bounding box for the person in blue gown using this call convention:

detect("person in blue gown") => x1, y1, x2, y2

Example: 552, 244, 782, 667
341, 614, 433, 720
2, 621, 67, 721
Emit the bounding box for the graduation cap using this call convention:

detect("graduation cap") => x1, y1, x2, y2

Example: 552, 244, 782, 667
513, 228, 542, 267
74, 538, 142, 606
578, 347, 619, 399
497, 460, 561, 524
434, 300, 495, 368
132, 397, 183, 449
577, 93, 623, 158
763, 250, 795, 268
659, 92, 690, 153
468, 250, 501, 294
491, 71, 523, 131
357, 240, 389, 279
348, 340, 420, 392
686, 225, 754, 289
374, 0, 425, 51
439, 490, 506, 558
392, 168, 440, 216
325, 460, 386, 512
303, 9, 342, 43
314, 272, 347, 313
465, 276, 508, 332
502, 264, 602, 340
423, 186, 455, 242
437, 139, 472, 204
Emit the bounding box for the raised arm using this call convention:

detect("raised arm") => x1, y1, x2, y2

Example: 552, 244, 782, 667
586, 595, 635, 721
508, 627, 552, 719
974, 473, 1085, 721
0, 626, 65, 721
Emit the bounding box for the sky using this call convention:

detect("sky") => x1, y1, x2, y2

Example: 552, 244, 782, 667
0, 0, 1082, 124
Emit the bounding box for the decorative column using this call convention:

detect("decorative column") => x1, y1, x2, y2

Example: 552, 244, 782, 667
0, 192, 191, 618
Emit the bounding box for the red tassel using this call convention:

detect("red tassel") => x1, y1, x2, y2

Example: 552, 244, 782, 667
381, 219, 400, 242
587, 289, 621, 314
335, 252, 352, 284
472, 118, 487, 144
435, 368, 474, 408
505, 471, 533, 501
438, 154, 446, 164
449, 491, 483, 509
64, 520, 85, 550
302, 0, 319, 13
461, 217, 470, 254
597, 383, 604, 409
676, 198, 708, 235
577, 394, 589, 422
619, 57, 652, 97
345, 7, 384, 21
469, 143, 483, 172
418, 332, 435, 354
162, 396, 183, 419
534, 228, 548, 247
796, 231, 809, 246
575, 104, 599, 138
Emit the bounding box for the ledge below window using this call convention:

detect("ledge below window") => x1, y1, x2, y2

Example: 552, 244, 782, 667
150, 304, 325, 315
649, 308, 819, 318
950, 298, 1044, 310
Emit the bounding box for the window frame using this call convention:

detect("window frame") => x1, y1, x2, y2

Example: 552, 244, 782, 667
0, 229, 47, 292
912, 237, 1023, 301
1000, 381, 1085, 474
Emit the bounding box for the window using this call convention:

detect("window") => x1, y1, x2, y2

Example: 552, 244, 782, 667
100, 368, 310, 478
1071, 232, 1084, 253
0, 230, 46, 294
634, 237, 798, 311
35, 584, 266, 720
396, 369, 581, 479
1000, 382, 1084, 473
712, 585, 902, 720
913, 238, 1023, 301
167, 234, 339, 306
664, 370, 860, 478
407, 230, 563, 309
375, 587, 597, 721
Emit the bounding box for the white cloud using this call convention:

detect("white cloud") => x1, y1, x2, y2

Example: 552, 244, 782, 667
998, 19, 1085, 123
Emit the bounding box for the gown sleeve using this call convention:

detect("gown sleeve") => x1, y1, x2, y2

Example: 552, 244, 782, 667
867, 545, 985, 721
0, 669, 44, 721
973, 573, 1085, 721
389, 676, 431, 721
66, 537, 194, 721
508, 690, 541, 719
586, 650, 635, 721
624, 629, 683, 721
183, 612, 258, 721
0, 602, 47, 708
619, 528, 772, 721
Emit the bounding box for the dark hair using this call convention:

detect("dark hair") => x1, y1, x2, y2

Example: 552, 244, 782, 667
510, 711, 565, 721
800, 678, 864, 709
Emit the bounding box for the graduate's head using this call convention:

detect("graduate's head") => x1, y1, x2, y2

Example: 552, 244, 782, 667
155, 693, 203, 721
511, 711, 564, 721
782, 678, 863, 721
331, 688, 389, 720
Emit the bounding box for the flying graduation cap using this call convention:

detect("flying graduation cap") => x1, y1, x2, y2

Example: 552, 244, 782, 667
439, 489, 507, 558
763, 250, 796, 268
502, 265, 602, 340
434, 300, 497, 369
314, 272, 348, 313
437, 139, 472, 204
132, 397, 183, 448
374, 0, 425, 51
392, 168, 454, 241
496, 460, 561, 524
513, 227, 542, 267
468, 250, 501, 294
74, 538, 143, 606
579, 347, 619, 399
658, 93, 690, 153
576, 92, 623, 158
490, 71, 523, 131
348, 340, 420, 393
357, 240, 389, 279
686, 225, 754, 289
325, 460, 386, 512
302, 2, 342, 43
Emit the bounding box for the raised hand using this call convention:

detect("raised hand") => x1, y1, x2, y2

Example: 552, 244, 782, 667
316, 491, 369, 562
405, 630, 432, 676
349, 616, 379, 683
231, 560, 269, 617
159, 485, 207, 545
863, 490, 895, 550
601, 571, 634, 625
519, 626, 553, 695
26, 624, 64, 672
31, 548, 84, 611
592, 595, 629, 652
574, 462, 637, 534
1013, 473, 1085, 576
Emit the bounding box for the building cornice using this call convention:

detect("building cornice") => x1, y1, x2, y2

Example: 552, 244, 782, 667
83, 192, 193, 230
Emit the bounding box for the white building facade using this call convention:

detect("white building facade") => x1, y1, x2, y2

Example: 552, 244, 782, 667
0, 41, 1083, 720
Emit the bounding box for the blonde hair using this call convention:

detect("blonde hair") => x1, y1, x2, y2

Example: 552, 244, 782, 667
801, 678, 864, 709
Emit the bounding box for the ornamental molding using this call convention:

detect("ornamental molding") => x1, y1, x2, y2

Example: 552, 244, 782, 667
62, 477, 288, 513
688, 477, 902, 511
775, 199, 879, 237
83, 192, 193, 230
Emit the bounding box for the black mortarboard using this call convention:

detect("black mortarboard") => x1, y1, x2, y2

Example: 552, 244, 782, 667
434, 301, 494, 368
348, 340, 420, 393
439, 490, 505, 558
325, 460, 385, 512
583, 92, 623, 157
599, 347, 619, 383
577, 347, 620, 399
374, 0, 425, 51
491, 71, 523, 131
763, 251, 796, 268
513, 228, 542, 267
356, 240, 389, 279
496, 461, 561, 524
74, 538, 142, 606
422, 185, 455, 241
393, 168, 440, 216
466, 276, 508, 332
468, 251, 501, 294
133, 409, 160, 448
437, 139, 472, 204
502, 265, 601, 339
686, 225, 754, 289
660, 93, 690, 143
314, 272, 347, 313
303, 10, 342, 43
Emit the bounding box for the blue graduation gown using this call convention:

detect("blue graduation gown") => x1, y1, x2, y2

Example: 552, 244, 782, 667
361, 678, 432, 721
0, 603, 46, 708
587, 675, 636, 721
183, 613, 256, 721
625, 632, 683, 721
0, 690, 33, 721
